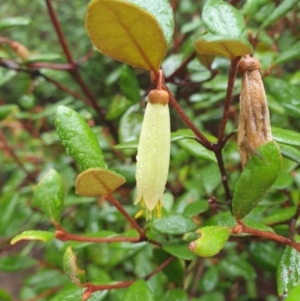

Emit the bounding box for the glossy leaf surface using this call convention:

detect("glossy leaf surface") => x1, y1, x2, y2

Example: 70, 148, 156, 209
195, 34, 253, 60
277, 236, 300, 299
55, 106, 106, 171
76, 168, 126, 196
202, 0, 245, 37
0, 17, 30, 30
86, 0, 173, 71
121, 279, 154, 301
32, 169, 65, 224
189, 226, 231, 257
163, 244, 195, 260
232, 141, 282, 220
153, 214, 197, 234
272, 127, 300, 147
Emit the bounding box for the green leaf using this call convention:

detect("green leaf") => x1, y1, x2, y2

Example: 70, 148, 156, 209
75, 167, 126, 196
262, 207, 297, 225
194, 33, 253, 60
0, 255, 36, 272
121, 279, 154, 301
163, 244, 195, 260
232, 141, 282, 220
11, 230, 55, 245
25, 53, 62, 63
277, 235, 300, 298
183, 200, 209, 217
249, 241, 282, 271
189, 226, 230, 257
19, 94, 36, 110
200, 266, 219, 292
279, 144, 300, 164
177, 137, 216, 163
274, 42, 300, 66
285, 283, 300, 301
63, 247, 86, 285
260, 0, 298, 30
202, 0, 245, 37
242, 0, 271, 17
0, 17, 31, 30
153, 249, 184, 286
119, 65, 140, 103
153, 214, 197, 234
0, 105, 18, 121
86, 0, 174, 71
106, 95, 132, 121
49, 287, 107, 301
32, 169, 65, 224
0, 289, 12, 301
272, 127, 300, 147
163, 289, 188, 301
55, 106, 106, 171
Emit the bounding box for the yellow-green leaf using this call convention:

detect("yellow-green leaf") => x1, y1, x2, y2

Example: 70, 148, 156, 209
76, 167, 126, 196
195, 33, 253, 60
63, 247, 86, 285
11, 230, 54, 245
86, 0, 173, 71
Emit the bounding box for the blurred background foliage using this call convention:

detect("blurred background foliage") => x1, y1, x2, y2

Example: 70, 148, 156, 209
0, 0, 300, 301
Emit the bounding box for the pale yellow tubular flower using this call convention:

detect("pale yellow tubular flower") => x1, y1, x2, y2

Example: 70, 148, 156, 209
135, 89, 170, 218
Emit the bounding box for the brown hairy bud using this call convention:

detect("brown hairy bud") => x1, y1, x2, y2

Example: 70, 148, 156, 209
237, 56, 272, 167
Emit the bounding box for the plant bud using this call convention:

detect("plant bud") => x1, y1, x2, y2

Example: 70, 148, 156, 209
135, 89, 170, 218
11, 41, 30, 61
238, 56, 272, 167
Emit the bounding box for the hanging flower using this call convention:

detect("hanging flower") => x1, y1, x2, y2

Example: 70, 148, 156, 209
238, 56, 272, 167
135, 88, 170, 219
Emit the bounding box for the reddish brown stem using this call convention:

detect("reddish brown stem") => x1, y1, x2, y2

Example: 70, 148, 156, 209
45, 0, 74, 66
217, 56, 240, 144
21, 286, 61, 301
165, 52, 196, 82
55, 228, 141, 243
84, 256, 174, 294
162, 83, 211, 148
233, 221, 300, 252
104, 195, 145, 237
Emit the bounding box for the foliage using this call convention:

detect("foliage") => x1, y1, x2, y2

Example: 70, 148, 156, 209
0, 0, 300, 301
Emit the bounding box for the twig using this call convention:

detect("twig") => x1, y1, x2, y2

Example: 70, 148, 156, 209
161, 83, 211, 147
217, 56, 240, 144
21, 286, 61, 301
165, 52, 196, 82
232, 221, 300, 252
83, 256, 174, 294
104, 195, 145, 237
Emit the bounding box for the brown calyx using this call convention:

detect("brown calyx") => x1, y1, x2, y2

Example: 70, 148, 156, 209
148, 89, 169, 105
238, 56, 260, 75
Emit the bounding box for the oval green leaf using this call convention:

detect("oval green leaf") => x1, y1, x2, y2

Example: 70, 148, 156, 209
189, 226, 231, 257
232, 141, 282, 220
76, 167, 126, 196
32, 169, 65, 224
272, 127, 300, 147
0, 17, 31, 30
195, 33, 253, 60
202, 0, 245, 37
153, 214, 197, 235
284, 283, 300, 301
121, 279, 154, 301
277, 235, 300, 299
55, 106, 106, 171
11, 230, 55, 245
63, 247, 86, 285
163, 244, 195, 261
260, 0, 298, 30
86, 0, 174, 71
